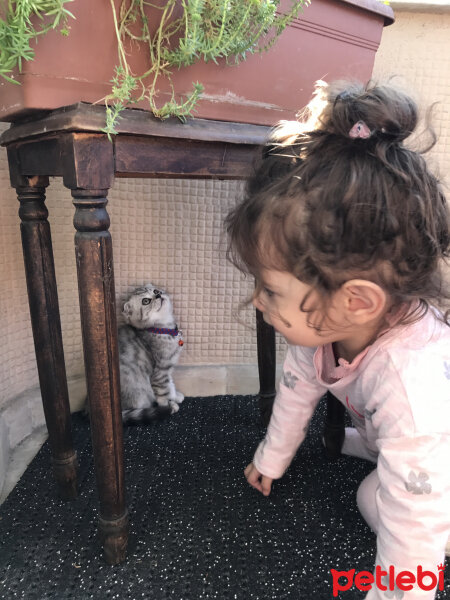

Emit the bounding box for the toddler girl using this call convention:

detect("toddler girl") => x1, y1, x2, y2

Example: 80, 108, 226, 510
225, 81, 449, 599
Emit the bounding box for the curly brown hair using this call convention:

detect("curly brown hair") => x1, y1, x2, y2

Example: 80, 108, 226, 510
225, 81, 450, 327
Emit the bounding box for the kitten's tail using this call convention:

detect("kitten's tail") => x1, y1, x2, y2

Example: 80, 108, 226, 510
122, 404, 172, 425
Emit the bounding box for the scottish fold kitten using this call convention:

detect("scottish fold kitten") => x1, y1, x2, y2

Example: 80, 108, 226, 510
118, 284, 184, 424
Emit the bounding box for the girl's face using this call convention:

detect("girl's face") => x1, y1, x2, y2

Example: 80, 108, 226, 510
252, 269, 345, 347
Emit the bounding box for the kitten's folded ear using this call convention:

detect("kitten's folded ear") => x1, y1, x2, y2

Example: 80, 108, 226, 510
123, 301, 132, 317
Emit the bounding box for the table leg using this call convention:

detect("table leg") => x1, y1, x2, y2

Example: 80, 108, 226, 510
72, 188, 128, 565
16, 176, 78, 499
323, 391, 346, 460
256, 308, 276, 426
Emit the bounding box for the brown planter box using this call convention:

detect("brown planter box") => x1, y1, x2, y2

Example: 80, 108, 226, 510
0, 0, 393, 125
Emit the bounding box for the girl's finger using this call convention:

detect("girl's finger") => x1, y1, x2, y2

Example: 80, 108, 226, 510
244, 465, 261, 491
245, 468, 259, 486
261, 476, 272, 496
249, 478, 263, 493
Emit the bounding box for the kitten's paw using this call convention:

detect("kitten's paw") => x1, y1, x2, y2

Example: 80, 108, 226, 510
169, 400, 180, 414
175, 391, 184, 404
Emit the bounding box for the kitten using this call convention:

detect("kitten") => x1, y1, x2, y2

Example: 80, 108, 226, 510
118, 284, 184, 424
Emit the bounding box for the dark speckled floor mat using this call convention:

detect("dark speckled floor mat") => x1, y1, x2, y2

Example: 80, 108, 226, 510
0, 396, 448, 600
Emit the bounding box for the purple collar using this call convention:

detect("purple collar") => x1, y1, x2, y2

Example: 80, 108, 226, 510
146, 326, 179, 336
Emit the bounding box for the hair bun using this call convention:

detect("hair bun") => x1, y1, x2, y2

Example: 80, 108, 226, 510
318, 81, 419, 144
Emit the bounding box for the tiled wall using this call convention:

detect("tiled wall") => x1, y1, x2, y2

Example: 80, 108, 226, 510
0, 146, 39, 406
372, 9, 450, 186
0, 163, 272, 408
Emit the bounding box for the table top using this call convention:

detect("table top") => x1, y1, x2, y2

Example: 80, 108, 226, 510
1, 103, 272, 180
0, 103, 270, 146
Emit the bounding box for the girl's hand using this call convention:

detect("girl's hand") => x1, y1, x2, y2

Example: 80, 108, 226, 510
244, 462, 273, 496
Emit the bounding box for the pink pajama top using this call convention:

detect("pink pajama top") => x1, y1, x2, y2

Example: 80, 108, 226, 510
253, 309, 450, 599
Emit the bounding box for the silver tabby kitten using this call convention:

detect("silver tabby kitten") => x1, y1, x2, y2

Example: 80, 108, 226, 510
118, 284, 184, 424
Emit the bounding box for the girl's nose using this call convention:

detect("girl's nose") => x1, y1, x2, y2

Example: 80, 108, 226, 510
252, 295, 264, 312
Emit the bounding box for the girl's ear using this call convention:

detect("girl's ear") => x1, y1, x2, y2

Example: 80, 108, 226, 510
340, 279, 387, 324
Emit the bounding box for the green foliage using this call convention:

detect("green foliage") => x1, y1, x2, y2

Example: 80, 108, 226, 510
0, 0, 75, 84
102, 0, 310, 135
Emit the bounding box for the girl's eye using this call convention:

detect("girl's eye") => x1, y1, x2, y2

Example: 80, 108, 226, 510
142, 298, 151, 305
263, 287, 275, 298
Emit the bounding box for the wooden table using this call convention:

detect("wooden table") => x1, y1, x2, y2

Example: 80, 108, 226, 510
0, 103, 344, 565
0, 104, 279, 564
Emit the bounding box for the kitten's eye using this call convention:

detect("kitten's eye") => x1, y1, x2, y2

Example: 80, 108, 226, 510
153, 289, 160, 295
142, 298, 151, 305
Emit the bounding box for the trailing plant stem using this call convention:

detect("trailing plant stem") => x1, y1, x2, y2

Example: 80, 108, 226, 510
100, 0, 311, 133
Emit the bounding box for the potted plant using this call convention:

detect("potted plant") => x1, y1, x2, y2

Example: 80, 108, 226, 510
101, 0, 315, 136
0, 0, 393, 128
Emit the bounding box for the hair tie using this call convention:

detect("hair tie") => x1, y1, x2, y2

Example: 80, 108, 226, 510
349, 120, 372, 139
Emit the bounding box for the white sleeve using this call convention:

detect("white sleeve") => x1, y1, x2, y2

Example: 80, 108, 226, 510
253, 345, 327, 479
366, 433, 450, 600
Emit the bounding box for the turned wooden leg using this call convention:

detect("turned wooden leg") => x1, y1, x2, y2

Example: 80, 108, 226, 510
16, 176, 78, 499
72, 188, 128, 565
323, 391, 346, 460
256, 308, 276, 426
